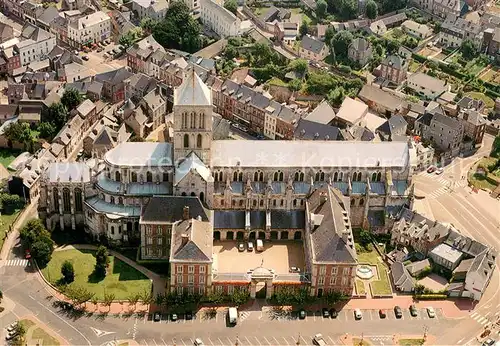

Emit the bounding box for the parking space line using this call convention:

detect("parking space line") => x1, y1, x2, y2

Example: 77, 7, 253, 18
161, 339, 167, 346
142, 340, 149, 346
253, 337, 262, 345
153, 339, 158, 346
300, 335, 307, 345
227, 337, 232, 345
368, 310, 373, 320
263, 336, 272, 345
327, 336, 336, 344
272, 337, 280, 345
345, 311, 349, 321
282, 337, 289, 345
181, 339, 186, 346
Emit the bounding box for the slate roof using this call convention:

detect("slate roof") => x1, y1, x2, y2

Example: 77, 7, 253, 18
171, 219, 212, 262
405, 258, 430, 275
95, 67, 133, 86
214, 210, 245, 229
304, 99, 336, 125
307, 186, 357, 264
382, 55, 405, 70
294, 119, 340, 141
175, 151, 211, 185
141, 196, 209, 223
358, 84, 406, 112
391, 261, 415, 291
271, 210, 305, 229
444, 229, 488, 257
349, 37, 370, 52
174, 68, 211, 106
300, 35, 325, 54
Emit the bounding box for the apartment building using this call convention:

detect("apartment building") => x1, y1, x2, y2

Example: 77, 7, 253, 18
131, 0, 169, 21
200, 0, 240, 38
14, 24, 56, 66
415, 110, 464, 157
67, 11, 111, 48
439, 15, 483, 49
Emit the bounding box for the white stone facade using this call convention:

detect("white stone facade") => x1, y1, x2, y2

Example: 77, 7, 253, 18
200, 0, 240, 38
68, 11, 111, 48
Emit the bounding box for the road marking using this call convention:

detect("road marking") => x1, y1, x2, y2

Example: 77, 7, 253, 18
368, 310, 373, 320
161, 339, 168, 346
263, 336, 272, 345
253, 337, 262, 345
218, 338, 223, 345
300, 335, 307, 345
153, 339, 158, 346
470, 312, 478, 318
208, 338, 214, 346
272, 337, 280, 345
226, 337, 232, 345
327, 336, 336, 344
484, 312, 491, 317
143, 340, 149, 346
282, 337, 289, 345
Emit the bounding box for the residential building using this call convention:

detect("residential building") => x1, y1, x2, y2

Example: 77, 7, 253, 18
293, 119, 342, 141
406, 73, 449, 100
376, 115, 408, 142
131, 0, 169, 21
333, 97, 368, 128
14, 24, 56, 66
401, 20, 432, 39
348, 38, 372, 66
126, 35, 165, 74
358, 84, 406, 116
304, 100, 336, 125
415, 110, 464, 156
124, 73, 158, 104
482, 27, 500, 61
458, 109, 486, 146
94, 67, 134, 103
406, 259, 431, 277
83, 122, 130, 158
439, 15, 482, 49
432, 0, 463, 19
274, 22, 298, 44
408, 140, 434, 174
379, 55, 407, 85
299, 35, 328, 61
67, 11, 111, 48
429, 243, 464, 271
391, 261, 415, 292
200, 0, 241, 38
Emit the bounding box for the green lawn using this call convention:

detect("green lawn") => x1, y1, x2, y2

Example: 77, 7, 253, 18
355, 280, 366, 295
267, 77, 288, 87
0, 210, 21, 250
41, 249, 151, 300
251, 6, 267, 16
465, 91, 495, 108
469, 172, 499, 191
0, 148, 22, 168
465, 58, 488, 76
399, 339, 425, 346
357, 250, 379, 265
20, 319, 60, 346
353, 338, 371, 346
371, 263, 392, 295
409, 61, 421, 73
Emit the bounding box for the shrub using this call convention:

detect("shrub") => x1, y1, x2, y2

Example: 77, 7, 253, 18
61, 260, 75, 283
414, 294, 447, 300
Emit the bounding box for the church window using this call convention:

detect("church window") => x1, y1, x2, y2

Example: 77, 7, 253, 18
74, 188, 83, 212
315, 171, 325, 181
274, 171, 284, 182
294, 171, 304, 182
163, 172, 169, 182
63, 188, 71, 213
183, 134, 189, 148
131, 172, 137, 182
147, 171, 153, 182
53, 187, 59, 211
197, 134, 202, 148
115, 171, 121, 182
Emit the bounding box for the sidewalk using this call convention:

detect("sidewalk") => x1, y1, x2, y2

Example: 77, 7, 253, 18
0, 200, 37, 262
340, 333, 436, 345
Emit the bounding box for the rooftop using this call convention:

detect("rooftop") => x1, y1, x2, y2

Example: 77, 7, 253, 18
104, 142, 173, 167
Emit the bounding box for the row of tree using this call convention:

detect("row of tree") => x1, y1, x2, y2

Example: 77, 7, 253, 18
0, 192, 24, 213
271, 287, 347, 306
19, 219, 54, 267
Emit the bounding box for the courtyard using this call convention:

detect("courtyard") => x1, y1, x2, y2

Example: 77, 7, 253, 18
212, 241, 305, 276
417, 273, 448, 292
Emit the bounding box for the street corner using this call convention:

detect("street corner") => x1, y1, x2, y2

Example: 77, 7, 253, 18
15, 314, 70, 346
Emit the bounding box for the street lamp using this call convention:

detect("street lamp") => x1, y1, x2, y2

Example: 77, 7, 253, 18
296, 333, 301, 346
235, 336, 239, 346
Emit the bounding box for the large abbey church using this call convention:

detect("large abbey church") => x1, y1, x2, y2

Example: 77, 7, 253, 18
38, 70, 412, 298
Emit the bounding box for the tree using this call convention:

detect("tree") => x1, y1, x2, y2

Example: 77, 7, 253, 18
324, 26, 335, 45
103, 292, 115, 311
316, 0, 327, 19
230, 289, 250, 306
12, 322, 26, 346
37, 122, 56, 140
31, 240, 52, 268
45, 102, 69, 129
3, 122, 34, 151
327, 86, 346, 107
152, 1, 201, 53
460, 40, 477, 60
61, 260, 75, 283
140, 17, 158, 33
91, 296, 99, 310
119, 32, 135, 48
20, 219, 50, 249
299, 20, 309, 37
94, 245, 109, 278
288, 79, 303, 92
127, 293, 140, 310
365, 0, 378, 19
61, 88, 83, 111
289, 58, 308, 75
223, 0, 237, 14
338, 0, 358, 20
332, 30, 353, 59
427, 60, 438, 70
141, 289, 154, 305
0, 289, 3, 303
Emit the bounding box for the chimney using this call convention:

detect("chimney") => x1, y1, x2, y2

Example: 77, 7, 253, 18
183, 206, 189, 220
181, 234, 189, 247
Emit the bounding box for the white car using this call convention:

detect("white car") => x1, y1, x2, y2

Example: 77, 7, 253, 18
6, 322, 17, 333
313, 334, 326, 346
426, 307, 436, 318
194, 338, 204, 346
435, 167, 444, 175
247, 241, 254, 251
354, 308, 362, 320
238, 243, 245, 252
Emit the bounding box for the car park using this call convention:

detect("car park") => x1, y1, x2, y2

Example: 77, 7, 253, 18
153, 312, 161, 322
329, 309, 338, 318
238, 243, 245, 252
298, 309, 306, 320
322, 308, 329, 318
379, 309, 386, 319
394, 306, 403, 318
409, 304, 418, 317
354, 309, 362, 320
247, 241, 254, 251
103, 53, 109, 58
6, 322, 17, 333
5, 331, 18, 341
194, 338, 204, 346
171, 313, 178, 322
427, 307, 436, 318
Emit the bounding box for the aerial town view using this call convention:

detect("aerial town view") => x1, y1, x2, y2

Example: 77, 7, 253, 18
0, 0, 500, 344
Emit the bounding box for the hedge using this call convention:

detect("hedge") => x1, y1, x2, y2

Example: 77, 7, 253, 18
414, 294, 448, 300
485, 89, 500, 100
412, 53, 427, 63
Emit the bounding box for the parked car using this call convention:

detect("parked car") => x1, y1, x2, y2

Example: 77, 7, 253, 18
97, 47, 104, 52
322, 308, 329, 318
82, 55, 89, 61
435, 167, 444, 175
379, 309, 386, 319
329, 309, 338, 318
238, 243, 245, 252
194, 338, 204, 346
185, 311, 193, 320
298, 309, 306, 320
103, 53, 109, 59
5, 331, 18, 341
409, 304, 418, 317
153, 312, 161, 322
394, 306, 403, 318
247, 241, 254, 251
171, 313, 178, 322
482, 339, 496, 346
354, 309, 362, 320
313, 334, 326, 346
427, 165, 436, 173
6, 322, 17, 333
289, 267, 300, 273
426, 307, 436, 318
104, 39, 111, 44
25, 249, 31, 259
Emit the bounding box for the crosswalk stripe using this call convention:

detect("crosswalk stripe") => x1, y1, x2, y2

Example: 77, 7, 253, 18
471, 312, 478, 318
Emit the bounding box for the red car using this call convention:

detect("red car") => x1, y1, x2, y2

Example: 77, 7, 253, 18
427, 165, 436, 173
379, 309, 386, 319
25, 249, 31, 259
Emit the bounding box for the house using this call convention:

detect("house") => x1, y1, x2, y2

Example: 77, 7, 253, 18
432, 0, 464, 19
439, 15, 482, 49
405, 258, 431, 277
14, 24, 56, 66
131, 0, 169, 21
126, 35, 166, 74
60, 62, 93, 83
457, 96, 485, 114
0, 104, 18, 122
348, 38, 372, 66
299, 35, 328, 61
379, 55, 407, 85
67, 11, 111, 48
293, 119, 342, 141
109, 10, 137, 41
369, 20, 387, 35
406, 73, 449, 100
429, 243, 463, 271
83, 122, 130, 158
304, 100, 336, 125
381, 12, 407, 28
391, 261, 415, 292
458, 109, 486, 146
200, 0, 241, 38
482, 27, 500, 61
408, 139, 434, 174
35, 6, 60, 32
358, 84, 406, 116
376, 115, 408, 141
124, 72, 157, 104
95, 67, 134, 103
415, 111, 464, 156
390, 208, 451, 256
463, 248, 496, 301
274, 22, 298, 44
333, 97, 368, 128
401, 20, 432, 39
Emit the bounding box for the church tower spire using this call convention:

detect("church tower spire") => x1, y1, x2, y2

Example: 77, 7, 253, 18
172, 68, 213, 165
